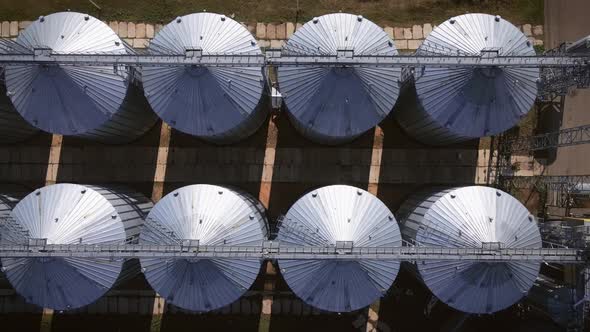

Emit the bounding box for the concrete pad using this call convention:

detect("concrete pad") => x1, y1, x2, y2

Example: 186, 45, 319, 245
403, 27, 412, 39
109, 21, 119, 35
258, 39, 270, 48
9, 21, 18, 36
412, 24, 423, 39
118, 22, 128, 37
408, 39, 421, 50
286, 22, 295, 38
384, 27, 394, 39
1, 22, 10, 37
522, 23, 532, 36
19, 21, 31, 30
270, 39, 284, 48
133, 38, 149, 48
146, 24, 154, 38
266, 23, 276, 39
276, 23, 286, 39
256, 22, 266, 39
136, 23, 146, 38
423, 23, 433, 37
394, 27, 404, 39
128, 22, 136, 38
246, 23, 256, 35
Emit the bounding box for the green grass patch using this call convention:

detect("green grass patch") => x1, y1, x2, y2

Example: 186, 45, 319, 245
0, 0, 544, 25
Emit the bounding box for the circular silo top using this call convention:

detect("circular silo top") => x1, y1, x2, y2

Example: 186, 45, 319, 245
4, 12, 130, 136
0, 183, 128, 310
278, 185, 402, 312
414, 186, 541, 314
413, 13, 539, 139
278, 13, 402, 144
143, 13, 265, 139
139, 184, 268, 312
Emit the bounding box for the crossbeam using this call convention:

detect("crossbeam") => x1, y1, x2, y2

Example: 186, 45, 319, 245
503, 175, 590, 191
268, 54, 589, 68
502, 124, 590, 153
0, 244, 585, 263
0, 52, 587, 68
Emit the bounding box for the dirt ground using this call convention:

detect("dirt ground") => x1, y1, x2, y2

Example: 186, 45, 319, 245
542, 0, 590, 176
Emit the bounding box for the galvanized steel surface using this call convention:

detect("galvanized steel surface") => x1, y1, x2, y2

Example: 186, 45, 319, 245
0, 52, 586, 67
0, 243, 582, 262
0, 183, 152, 310
4, 12, 156, 143
278, 13, 401, 144
143, 13, 267, 143
396, 14, 539, 145
277, 185, 402, 312
398, 186, 542, 314
0, 184, 29, 228
139, 184, 268, 312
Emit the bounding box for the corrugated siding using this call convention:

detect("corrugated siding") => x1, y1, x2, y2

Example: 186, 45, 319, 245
143, 13, 267, 144
277, 185, 402, 312
4, 12, 156, 144
0, 183, 152, 310
278, 13, 402, 144
398, 186, 542, 314
139, 184, 268, 312
395, 14, 539, 145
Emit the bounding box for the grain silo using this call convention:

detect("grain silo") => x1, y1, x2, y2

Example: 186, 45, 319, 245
143, 13, 267, 144
139, 184, 268, 312
277, 13, 402, 144
395, 14, 539, 145
397, 186, 542, 314
3, 12, 157, 144
277, 185, 402, 312
0, 183, 153, 310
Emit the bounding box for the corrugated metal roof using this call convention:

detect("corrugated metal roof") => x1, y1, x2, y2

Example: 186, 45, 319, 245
398, 186, 542, 314
4, 12, 157, 143
143, 13, 267, 143
278, 185, 402, 312
278, 13, 401, 144
0, 183, 152, 310
396, 14, 539, 145
139, 184, 268, 312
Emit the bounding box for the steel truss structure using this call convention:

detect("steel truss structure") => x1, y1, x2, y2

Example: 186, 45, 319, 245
502, 175, 590, 212
505, 175, 590, 191
0, 36, 590, 98
0, 51, 586, 68
539, 37, 590, 101
1, 217, 587, 263
501, 124, 590, 154
0, 242, 586, 263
